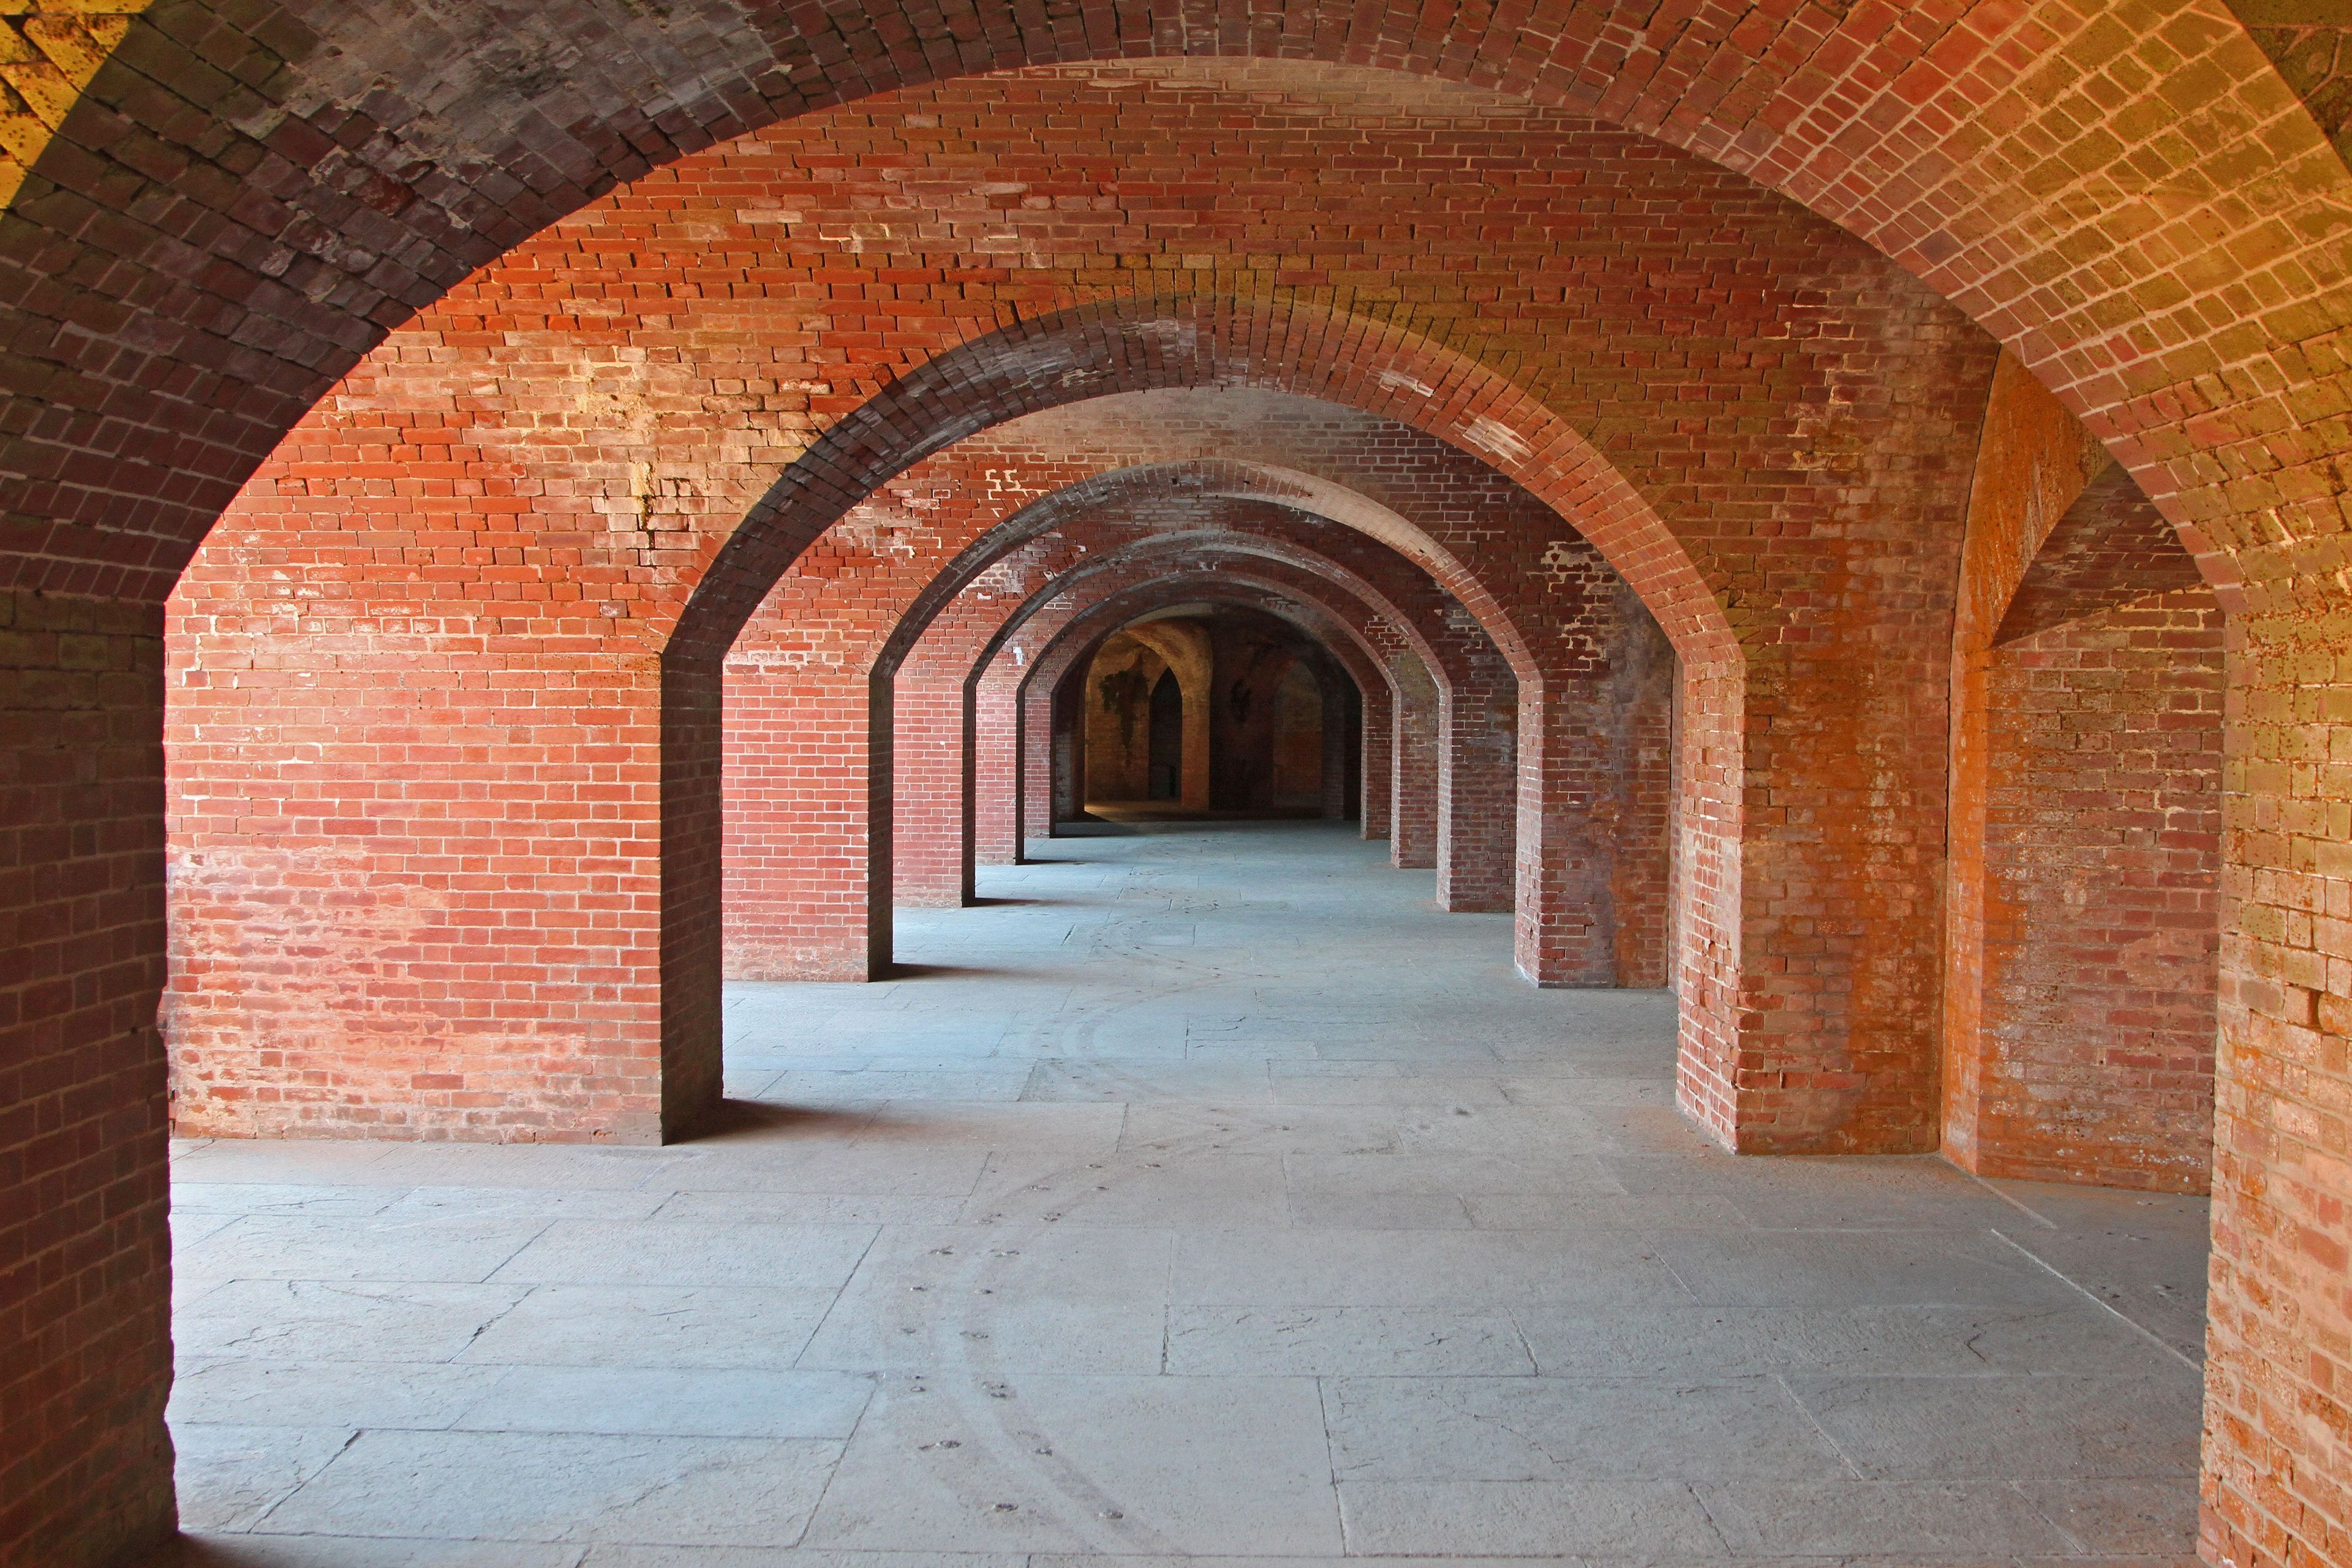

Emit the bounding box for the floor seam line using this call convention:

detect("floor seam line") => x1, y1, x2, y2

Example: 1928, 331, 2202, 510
1986, 1225, 2199, 1373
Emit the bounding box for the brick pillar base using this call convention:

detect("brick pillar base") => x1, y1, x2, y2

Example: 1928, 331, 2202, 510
1437, 678, 1515, 913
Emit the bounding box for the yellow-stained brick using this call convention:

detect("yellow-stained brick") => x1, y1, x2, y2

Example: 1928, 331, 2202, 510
0, 110, 42, 164
23, 17, 109, 80
0, 58, 72, 126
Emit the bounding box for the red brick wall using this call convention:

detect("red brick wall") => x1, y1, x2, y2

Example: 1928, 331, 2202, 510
1390, 665, 1442, 873
892, 675, 970, 907
1023, 682, 1058, 843
1945, 354, 2222, 1194
0, 596, 176, 1568
167, 543, 673, 1142
723, 503, 1488, 970
1975, 592, 2223, 1191
2209, 618, 2352, 1568
723, 479, 1553, 976
1357, 674, 1393, 840
1435, 649, 1518, 914
723, 453, 1572, 959
842, 398, 1697, 987
972, 671, 1022, 867
722, 667, 884, 981
1517, 556, 1678, 988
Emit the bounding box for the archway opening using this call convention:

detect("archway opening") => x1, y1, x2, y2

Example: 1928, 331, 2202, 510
1147, 670, 1183, 802
1071, 605, 1356, 827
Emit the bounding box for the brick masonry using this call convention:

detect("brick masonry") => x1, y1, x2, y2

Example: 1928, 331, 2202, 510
1, 7, 2348, 1565
717, 488, 1539, 979
1946, 354, 2223, 1197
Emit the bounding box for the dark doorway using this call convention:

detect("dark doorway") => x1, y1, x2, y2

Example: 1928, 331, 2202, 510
1147, 669, 1183, 799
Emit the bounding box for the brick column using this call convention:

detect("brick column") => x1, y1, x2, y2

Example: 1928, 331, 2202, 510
0, 594, 176, 1568
892, 674, 967, 908
1050, 672, 1086, 829
1022, 680, 1056, 849
973, 665, 1022, 867
1436, 664, 1517, 913
1359, 680, 1393, 840
1392, 669, 1440, 872
724, 663, 888, 981
1515, 582, 1676, 988
1320, 669, 1353, 820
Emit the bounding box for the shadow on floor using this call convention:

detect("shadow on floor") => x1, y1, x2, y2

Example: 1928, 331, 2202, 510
685, 1099, 869, 1144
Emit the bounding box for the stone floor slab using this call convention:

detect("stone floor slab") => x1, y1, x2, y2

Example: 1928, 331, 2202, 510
255, 1430, 842, 1546
453, 1285, 841, 1371
1335, 1479, 1726, 1556
1325, 1376, 1849, 1482
487, 1221, 876, 1291
169, 825, 2207, 1563
798, 1226, 1172, 1374
802, 1374, 1341, 1555
1165, 1305, 1534, 1376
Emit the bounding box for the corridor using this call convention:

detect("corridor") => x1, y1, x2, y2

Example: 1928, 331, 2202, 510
167, 825, 2207, 1563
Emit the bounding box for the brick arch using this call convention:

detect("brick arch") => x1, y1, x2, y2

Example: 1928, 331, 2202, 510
665, 289, 1735, 1158
726, 502, 1502, 978
1033, 573, 1393, 728
1000, 560, 1439, 849
951, 538, 1439, 866
874, 458, 1544, 683
671, 292, 1720, 671
6, 6, 2337, 614
1021, 571, 1393, 732
1020, 573, 1390, 835
878, 497, 1494, 894
911, 550, 1414, 910
902, 508, 1480, 700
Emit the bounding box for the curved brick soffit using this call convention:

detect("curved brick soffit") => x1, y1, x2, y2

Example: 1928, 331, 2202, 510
942, 525, 1447, 703
672, 294, 1716, 674
5, 2, 2340, 612
870, 461, 1514, 684
1018, 568, 1391, 712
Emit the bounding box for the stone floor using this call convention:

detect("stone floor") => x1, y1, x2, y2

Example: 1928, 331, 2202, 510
166, 823, 2211, 1566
